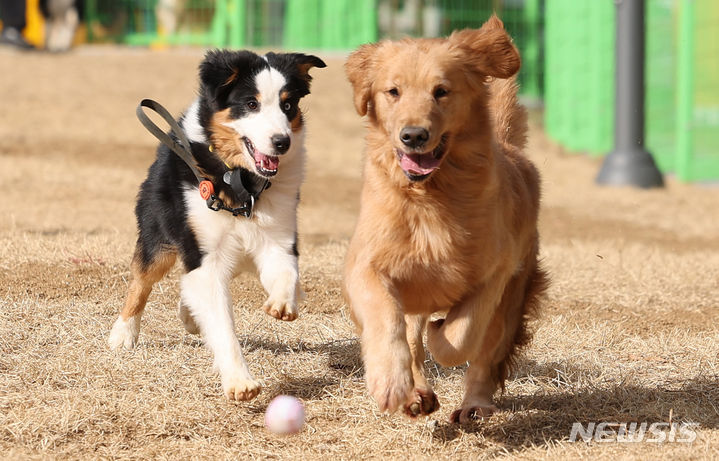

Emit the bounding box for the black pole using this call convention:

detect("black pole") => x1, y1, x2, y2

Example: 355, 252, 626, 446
596, 0, 664, 188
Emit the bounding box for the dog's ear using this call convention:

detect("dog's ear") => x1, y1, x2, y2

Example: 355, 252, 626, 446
267, 52, 327, 79
345, 43, 380, 116
449, 15, 520, 79
199, 49, 258, 103
264, 52, 326, 96
292, 53, 327, 76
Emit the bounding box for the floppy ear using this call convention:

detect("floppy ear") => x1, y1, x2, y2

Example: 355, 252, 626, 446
345, 43, 380, 116
290, 53, 326, 93
200, 49, 234, 90
263, 52, 326, 95
292, 53, 327, 75
199, 49, 258, 102
449, 14, 520, 79
275, 52, 326, 81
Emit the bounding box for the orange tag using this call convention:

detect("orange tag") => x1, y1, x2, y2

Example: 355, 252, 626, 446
199, 181, 214, 200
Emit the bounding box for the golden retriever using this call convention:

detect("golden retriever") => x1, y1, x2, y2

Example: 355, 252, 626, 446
343, 15, 548, 423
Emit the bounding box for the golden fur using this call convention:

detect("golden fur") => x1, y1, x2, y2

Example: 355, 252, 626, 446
343, 15, 548, 423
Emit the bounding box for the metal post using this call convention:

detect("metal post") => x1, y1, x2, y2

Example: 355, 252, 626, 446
596, 0, 664, 188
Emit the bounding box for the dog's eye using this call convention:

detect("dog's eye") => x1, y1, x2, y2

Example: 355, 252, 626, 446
283, 101, 292, 111
246, 99, 259, 111
388, 88, 400, 97
434, 87, 449, 99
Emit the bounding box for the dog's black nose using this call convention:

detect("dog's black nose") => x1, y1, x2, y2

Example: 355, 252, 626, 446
400, 126, 429, 148
272, 134, 291, 154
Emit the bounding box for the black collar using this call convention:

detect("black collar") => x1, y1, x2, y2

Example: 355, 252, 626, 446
137, 99, 270, 218
201, 154, 271, 218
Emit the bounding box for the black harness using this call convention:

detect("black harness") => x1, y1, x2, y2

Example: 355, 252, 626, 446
136, 99, 270, 218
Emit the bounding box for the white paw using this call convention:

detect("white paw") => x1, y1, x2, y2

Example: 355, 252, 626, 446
177, 301, 200, 335
262, 297, 298, 321
222, 375, 262, 401
108, 316, 140, 350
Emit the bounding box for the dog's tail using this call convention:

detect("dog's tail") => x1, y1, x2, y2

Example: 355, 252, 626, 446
488, 76, 528, 151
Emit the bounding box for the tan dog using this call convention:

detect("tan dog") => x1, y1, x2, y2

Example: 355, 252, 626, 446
343, 15, 548, 423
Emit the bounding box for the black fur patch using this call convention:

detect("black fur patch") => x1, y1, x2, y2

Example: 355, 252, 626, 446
197, 50, 327, 135
132, 49, 324, 276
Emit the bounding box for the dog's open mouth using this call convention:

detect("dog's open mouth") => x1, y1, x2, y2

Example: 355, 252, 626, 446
243, 137, 279, 177
395, 134, 449, 181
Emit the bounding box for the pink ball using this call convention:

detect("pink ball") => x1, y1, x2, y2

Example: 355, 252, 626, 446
265, 395, 305, 435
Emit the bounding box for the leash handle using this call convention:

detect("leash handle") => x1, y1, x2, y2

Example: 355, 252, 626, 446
135, 98, 265, 219
136, 99, 205, 182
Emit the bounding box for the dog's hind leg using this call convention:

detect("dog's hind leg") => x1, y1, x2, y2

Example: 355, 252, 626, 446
423, 273, 511, 423
109, 244, 176, 350
426, 276, 508, 368
449, 249, 548, 424
448, 311, 504, 424
403, 314, 440, 418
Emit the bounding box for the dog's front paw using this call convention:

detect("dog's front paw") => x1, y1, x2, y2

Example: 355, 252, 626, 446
108, 316, 140, 350
404, 387, 440, 418
222, 375, 262, 401
262, 297, 298, 321
365, 366, 414, 413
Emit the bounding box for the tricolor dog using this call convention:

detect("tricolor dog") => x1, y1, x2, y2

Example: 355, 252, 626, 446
108, 49, 325, 401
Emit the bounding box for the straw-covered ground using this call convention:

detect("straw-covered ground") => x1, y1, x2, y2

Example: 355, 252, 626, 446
1, 46, 718, 460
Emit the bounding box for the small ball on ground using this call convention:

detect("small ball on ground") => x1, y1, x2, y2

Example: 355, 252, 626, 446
265, 395, 305, 435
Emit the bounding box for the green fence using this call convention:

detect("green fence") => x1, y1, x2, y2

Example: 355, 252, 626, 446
83, 0, 377, 49
545, 0, 719, 182
82, 0, 718, 182
83, 0, 544, 99
375, 0, 544, 100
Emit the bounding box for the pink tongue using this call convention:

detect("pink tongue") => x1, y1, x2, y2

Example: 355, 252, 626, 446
400, 153, 440, 175
256, 152, 279, 170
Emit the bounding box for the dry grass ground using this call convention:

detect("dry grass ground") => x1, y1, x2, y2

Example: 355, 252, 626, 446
1, 46, 718, 460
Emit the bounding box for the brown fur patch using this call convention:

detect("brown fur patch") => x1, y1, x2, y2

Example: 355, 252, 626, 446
209, 109, 254, 171
343, 14, 546, 416
119, 247, 177, 320
448, 20, 521, 78
291, 112, 304, 133
223, 68, 240, 86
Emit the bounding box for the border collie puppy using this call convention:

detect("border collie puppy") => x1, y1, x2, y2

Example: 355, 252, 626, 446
108, 49, 325, 401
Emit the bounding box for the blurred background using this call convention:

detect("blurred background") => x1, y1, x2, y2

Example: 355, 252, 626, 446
3, 0, 717, 182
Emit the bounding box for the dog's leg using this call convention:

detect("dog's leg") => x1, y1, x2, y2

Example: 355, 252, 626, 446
255, 245, 300, 321
452, 254, 548, 423
177, 300, 200, 335
109, 247, 176, 350
403, 314, 440, 417
426, 276, 508, 367
424, 276, 506, 423
181, 255, 261, 401
450, 362, 500, 424
445, 255, 548, 424
346, 265, 414, 413
448, 310, 504, 424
